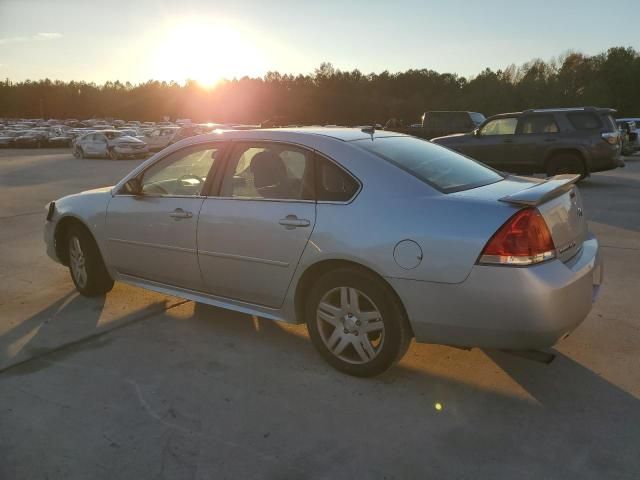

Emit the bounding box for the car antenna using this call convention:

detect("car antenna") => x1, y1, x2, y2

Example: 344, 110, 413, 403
361, 123, 375, 138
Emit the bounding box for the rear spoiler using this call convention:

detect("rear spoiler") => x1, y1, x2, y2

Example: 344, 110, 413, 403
499, 174, 581, 207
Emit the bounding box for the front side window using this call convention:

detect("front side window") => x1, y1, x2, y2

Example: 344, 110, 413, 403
352, 136, 502, 193
222, 143, 314, 200
138, 144, 222, 196
520, 115, 559, 134
480, 118, 518, 136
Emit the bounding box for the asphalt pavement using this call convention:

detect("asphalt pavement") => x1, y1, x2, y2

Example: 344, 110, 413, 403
0, 148, 638, 479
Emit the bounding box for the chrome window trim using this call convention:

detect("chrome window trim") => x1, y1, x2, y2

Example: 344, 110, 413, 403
203, 196, 315, 204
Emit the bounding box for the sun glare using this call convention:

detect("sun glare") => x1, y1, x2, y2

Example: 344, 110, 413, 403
150, 19, 267, 87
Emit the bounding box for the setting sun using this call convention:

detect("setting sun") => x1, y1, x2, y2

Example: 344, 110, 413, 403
150, 18, 267, 87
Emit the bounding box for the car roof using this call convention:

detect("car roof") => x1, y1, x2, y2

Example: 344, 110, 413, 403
199, 127, 407, 143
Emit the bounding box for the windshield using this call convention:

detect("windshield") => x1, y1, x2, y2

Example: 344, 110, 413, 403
352, 136, 503, 193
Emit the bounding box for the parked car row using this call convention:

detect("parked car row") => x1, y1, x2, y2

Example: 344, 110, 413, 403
0, 110, 632, 178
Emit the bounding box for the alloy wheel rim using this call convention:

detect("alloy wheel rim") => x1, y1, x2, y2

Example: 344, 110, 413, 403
69, 236, 87, 288
316, 287, 385, 364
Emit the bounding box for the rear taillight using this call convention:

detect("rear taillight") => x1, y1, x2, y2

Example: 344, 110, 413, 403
478, 208, 556, 266
601, 132, 619, 145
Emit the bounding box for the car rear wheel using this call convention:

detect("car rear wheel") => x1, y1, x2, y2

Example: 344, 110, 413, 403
305, 268, 412, 377
67, 225, 114, 297
546, 153, 585, 179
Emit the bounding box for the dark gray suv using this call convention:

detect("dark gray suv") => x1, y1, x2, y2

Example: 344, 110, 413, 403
432, 107, 624, 177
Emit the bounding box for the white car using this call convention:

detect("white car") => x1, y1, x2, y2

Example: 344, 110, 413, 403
73, 130, 148, 159
143, 127, 180, 152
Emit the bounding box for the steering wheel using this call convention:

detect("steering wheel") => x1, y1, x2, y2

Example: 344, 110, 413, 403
177, 174, 204, 188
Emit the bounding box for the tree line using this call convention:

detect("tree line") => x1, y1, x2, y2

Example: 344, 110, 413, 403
0, 47, 638, 125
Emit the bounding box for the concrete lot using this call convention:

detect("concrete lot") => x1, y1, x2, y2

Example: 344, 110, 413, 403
0, 148, 639, 479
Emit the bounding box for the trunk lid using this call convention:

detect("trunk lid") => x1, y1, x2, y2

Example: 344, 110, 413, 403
454, 174, 587, 263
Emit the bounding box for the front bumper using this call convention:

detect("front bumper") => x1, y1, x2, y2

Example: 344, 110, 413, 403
390, 234, 602, 350
44, 216, 62, 264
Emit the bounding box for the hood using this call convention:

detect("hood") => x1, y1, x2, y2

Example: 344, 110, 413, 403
81, 186, 114, 194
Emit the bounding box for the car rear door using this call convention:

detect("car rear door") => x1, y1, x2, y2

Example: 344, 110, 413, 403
105, 143, 224, 290
197, 141, 316, 308
511, 114, 561, 173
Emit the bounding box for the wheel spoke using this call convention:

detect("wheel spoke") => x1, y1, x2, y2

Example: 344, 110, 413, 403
358, 311, 380, 322
317, 309, 341, 328
325, 327, 342, 349
340, 287, 360, 312
318, 301, 342, 317
353, 337, 375, 361
332, 337, 350, 356
361, 320, 384, 333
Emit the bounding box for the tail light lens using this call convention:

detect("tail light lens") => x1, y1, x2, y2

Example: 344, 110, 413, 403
478, 208, 556, 266
601, 132, 619, 145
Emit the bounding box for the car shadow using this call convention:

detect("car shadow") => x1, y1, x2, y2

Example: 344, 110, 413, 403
183, 303, 640, 476
0, 290, 170, 373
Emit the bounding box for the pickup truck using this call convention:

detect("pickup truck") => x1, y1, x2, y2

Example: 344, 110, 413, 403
384, 111, 485, 139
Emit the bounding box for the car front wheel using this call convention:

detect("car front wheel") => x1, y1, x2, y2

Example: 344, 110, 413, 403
67, 225, 114, 297
306, 268, 412, 377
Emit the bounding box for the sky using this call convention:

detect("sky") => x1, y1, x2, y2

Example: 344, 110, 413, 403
0, 0, 638, 86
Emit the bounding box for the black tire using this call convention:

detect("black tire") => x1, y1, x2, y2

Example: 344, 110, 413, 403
66, 225, 114, 297
305, 267, 412, 377
546, 153, 586, 178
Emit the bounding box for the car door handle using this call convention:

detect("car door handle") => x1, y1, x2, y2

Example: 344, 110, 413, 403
169, 208, 193, 219
279, 215, 310, 228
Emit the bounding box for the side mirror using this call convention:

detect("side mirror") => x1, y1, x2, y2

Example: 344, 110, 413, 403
123, 178, 142, 195
473, 129, 481, 137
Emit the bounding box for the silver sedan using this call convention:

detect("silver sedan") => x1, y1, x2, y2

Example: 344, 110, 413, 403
44, 128, 603, 376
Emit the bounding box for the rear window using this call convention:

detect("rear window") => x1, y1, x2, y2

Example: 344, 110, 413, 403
567, 112, 602, 130
352, 136, 503, 193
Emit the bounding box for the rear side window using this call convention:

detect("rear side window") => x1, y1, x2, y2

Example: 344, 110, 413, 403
315, 155, 359, 202
567, 112, 602, 130
352, 136, 503, 193
520, 115, 559, 134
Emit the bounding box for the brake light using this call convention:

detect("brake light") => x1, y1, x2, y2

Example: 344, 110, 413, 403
478, 208, 556, 266
601, 132, 619, 145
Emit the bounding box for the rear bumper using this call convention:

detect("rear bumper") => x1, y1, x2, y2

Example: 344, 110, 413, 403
390, 234, 602, 350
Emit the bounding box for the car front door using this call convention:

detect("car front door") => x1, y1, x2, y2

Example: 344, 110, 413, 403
466, 117, 518, 170
197, 142, 316, 307
105, 142, 224, 290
